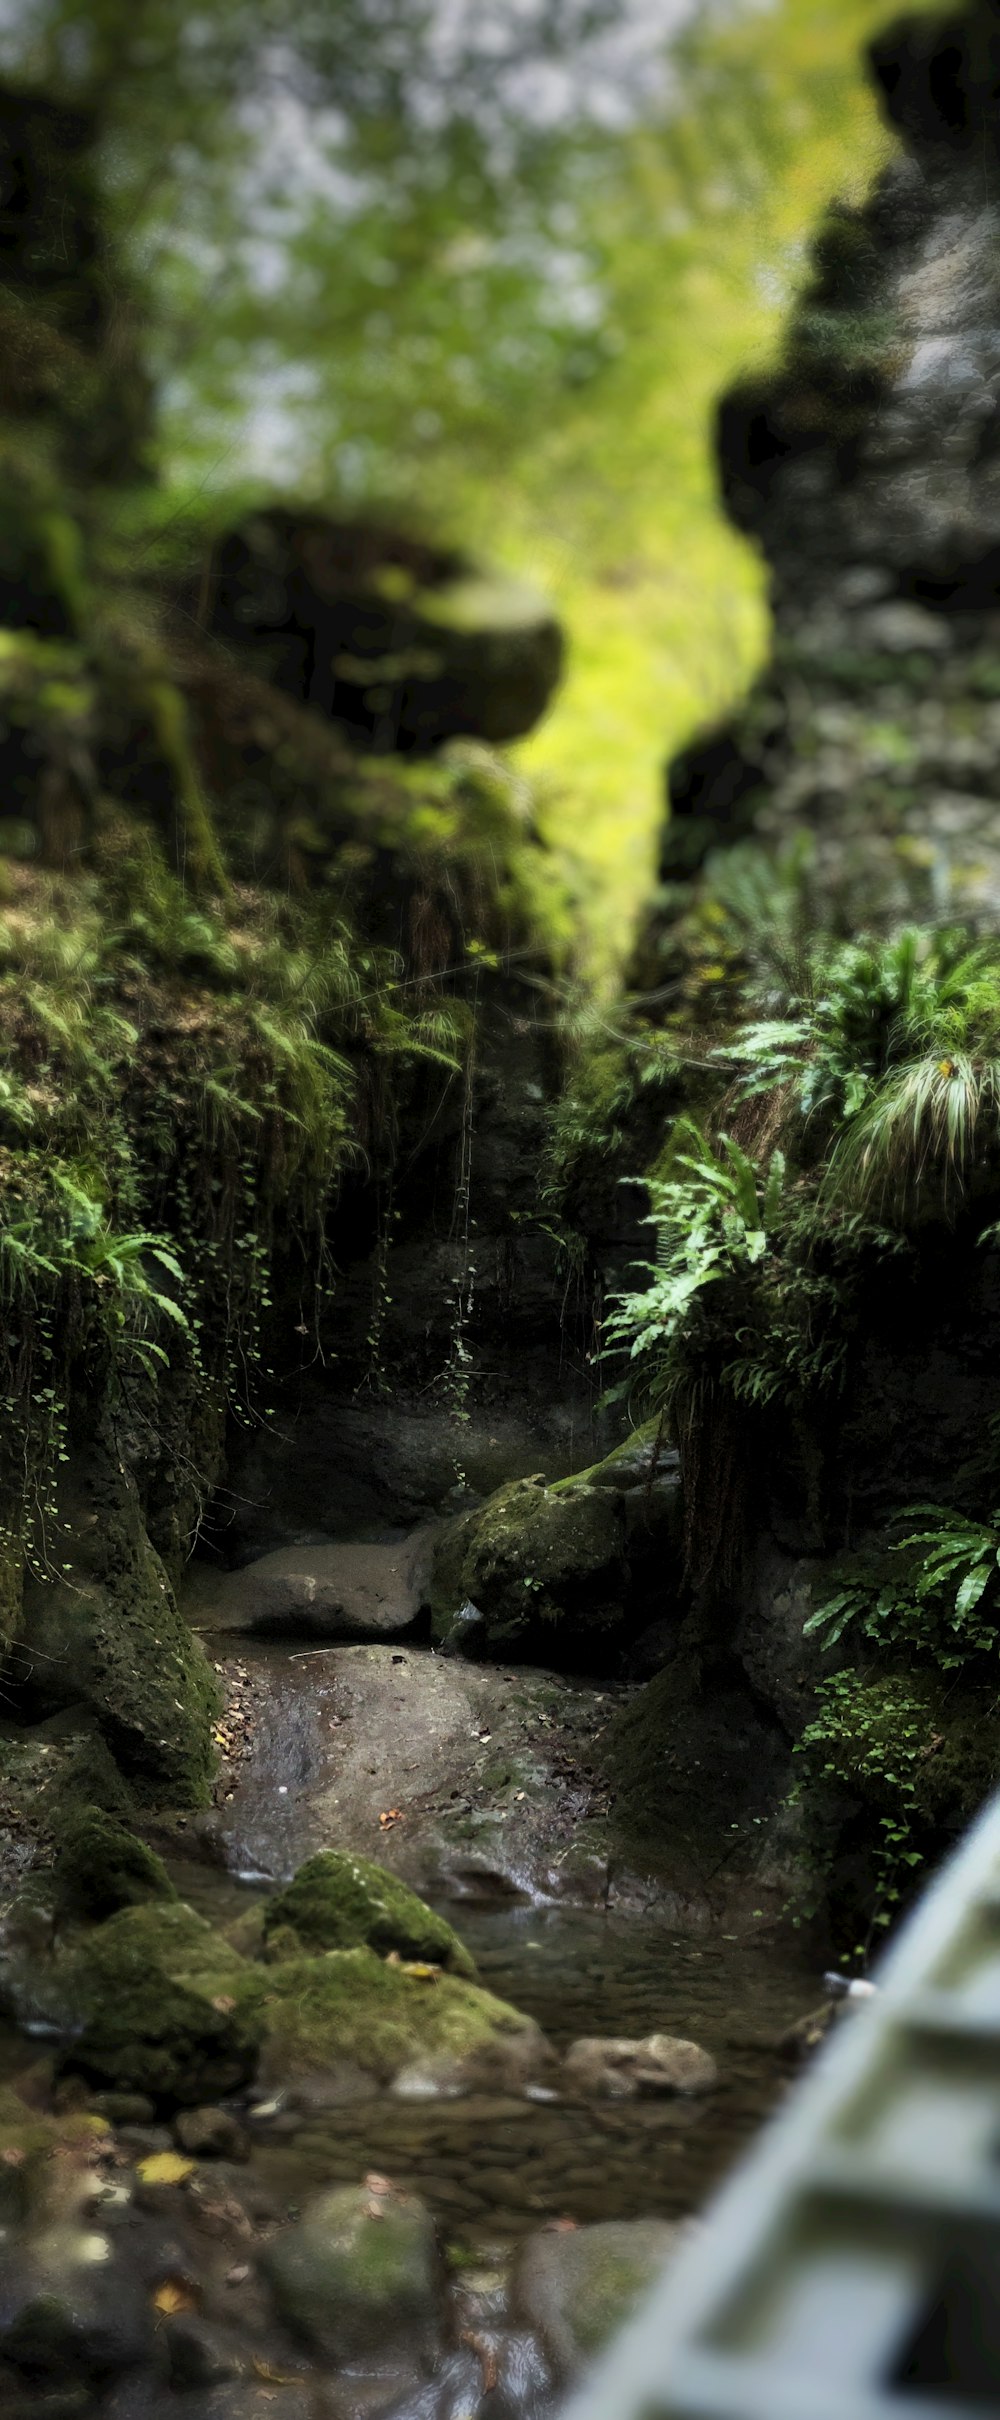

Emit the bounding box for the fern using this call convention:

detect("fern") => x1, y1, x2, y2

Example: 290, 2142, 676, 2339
807, 1504, 1000, 1670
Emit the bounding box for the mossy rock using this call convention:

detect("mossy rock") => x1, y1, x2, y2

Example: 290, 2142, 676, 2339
262, 1851, 476, 1977
64, 1903, 260, 2106
0, 2087, 96, 2228
431, 1476, 628, 1663
20, 1448, 219, 1806
247, 1946, 539, 2087
54, 1807, 177, 1921
260, 2180, 442, 2363
60, 1903, 539, 2105
53, 1735, 138, 1825
512, 2217, 688, 2380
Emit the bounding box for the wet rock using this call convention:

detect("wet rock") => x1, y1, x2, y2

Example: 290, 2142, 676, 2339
512, 2217, 689, 2379
260, 2177, 443, 2362
162, 2312, 245, 2391
432, 1478, 628, 1662
563, 2033, 718, 2098
54, 1809, 177, 1922
63, 1903, 260, 2106
203, 1640, 621, 1912
0, 2088, 101, 2229
189, 1532, 435, 1639
390, 2023, 554, 2100
173, 2107, 250, 2162
262, 1849, 477, 1976
0, 2227, 154, 2386
777, 2002, 837, 2062
104, 2384, 315, 2420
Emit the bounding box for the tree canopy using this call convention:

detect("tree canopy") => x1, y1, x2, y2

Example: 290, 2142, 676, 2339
0, 0, 941, 975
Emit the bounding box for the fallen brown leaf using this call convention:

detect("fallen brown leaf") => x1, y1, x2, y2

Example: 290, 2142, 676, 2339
153, 2279, 196, 2316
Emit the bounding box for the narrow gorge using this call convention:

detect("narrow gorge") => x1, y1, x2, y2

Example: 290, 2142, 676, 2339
2, 4, 1000, 2416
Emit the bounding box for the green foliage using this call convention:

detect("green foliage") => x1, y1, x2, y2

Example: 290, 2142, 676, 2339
794, 1671, 945, 1943
796, 1510, 1000, 1941
1, 0, 922, 977
605, 1118, 787, 1405
807, 1506, 1000, 1674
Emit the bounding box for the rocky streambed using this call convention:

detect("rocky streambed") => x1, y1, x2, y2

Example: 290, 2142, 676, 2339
0, 1510, 816, 2418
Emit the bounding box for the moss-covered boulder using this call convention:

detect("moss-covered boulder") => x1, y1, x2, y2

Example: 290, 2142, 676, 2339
262, 1850, 476, 1976
249, 1946, 542, 2090
431, 1475, 628, 1662
0, 2087, 109, 2229
54, 1898, 543, 2107
63, 1903, 260, 2106
54, 1808, 177, 1921
512, 2218, 689, 2380
260, 2179, 442, 2363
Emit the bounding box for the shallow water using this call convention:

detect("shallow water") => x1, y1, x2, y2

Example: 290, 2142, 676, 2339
231, 1899, 812, 2249
0, 1622, 817, 2261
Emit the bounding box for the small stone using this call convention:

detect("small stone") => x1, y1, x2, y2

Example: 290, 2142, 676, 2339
563, 2033, 717, 2098
173, 2107, 251, 2162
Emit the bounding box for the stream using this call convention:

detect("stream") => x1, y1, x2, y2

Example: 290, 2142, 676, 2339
0, 1625, 818, 2417
159, 1630, 815, 2253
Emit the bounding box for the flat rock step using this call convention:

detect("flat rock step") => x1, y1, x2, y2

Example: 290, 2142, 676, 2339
185, 1533, 436, 1639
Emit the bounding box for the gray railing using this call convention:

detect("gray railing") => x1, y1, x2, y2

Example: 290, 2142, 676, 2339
564, 1791, 1000, 2419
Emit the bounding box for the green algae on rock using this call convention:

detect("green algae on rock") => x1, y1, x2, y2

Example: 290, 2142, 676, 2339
53, 1891, 543, 2107
512, 2216, 690, 2379
21, 1456, 220, 1806
262, 1850, 477, 1976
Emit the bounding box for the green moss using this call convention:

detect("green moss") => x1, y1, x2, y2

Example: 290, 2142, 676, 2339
601, 1665, 676, 1852
54, 1807, 177, 1921
246, 1945, 533, 2083
801, 1668, 999, 1831
431, 1475, 626, 1656
53, 1734, 138, 1824
263, 1851, 477, 1977
65, 1902, 260, 2105
28, 1491, 220, 1806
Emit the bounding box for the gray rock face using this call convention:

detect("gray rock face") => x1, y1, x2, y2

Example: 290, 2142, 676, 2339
658, 0, 1000, 926
198, 1640, 622, 1908
563, 2033, 718, 2098
187, 1531, 435, 1638
512, 2217, 689, 2379
260, 2179, 442, 2363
